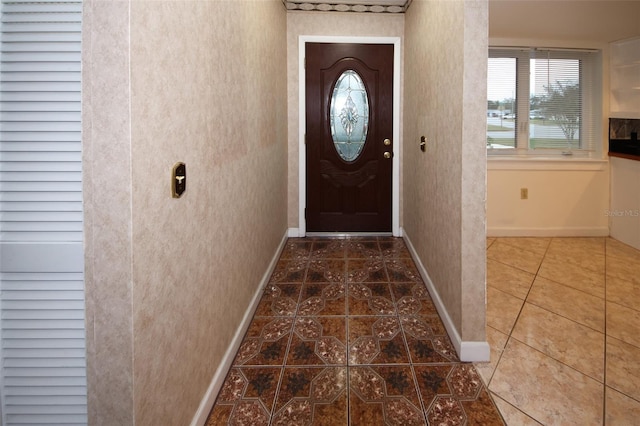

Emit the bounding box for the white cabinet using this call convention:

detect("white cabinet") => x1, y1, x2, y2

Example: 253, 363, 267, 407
610, 37, 640, 118
610, 156, 640, 249
609, 37, 640, 250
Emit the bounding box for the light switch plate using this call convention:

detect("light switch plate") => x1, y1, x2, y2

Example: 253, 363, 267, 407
172, 162, 186, 198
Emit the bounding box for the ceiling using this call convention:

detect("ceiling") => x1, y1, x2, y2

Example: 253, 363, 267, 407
284, 0, 640, 43
489, 0, 640, 44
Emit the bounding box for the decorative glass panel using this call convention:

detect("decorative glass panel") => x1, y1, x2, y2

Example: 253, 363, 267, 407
330, 70, 369, 162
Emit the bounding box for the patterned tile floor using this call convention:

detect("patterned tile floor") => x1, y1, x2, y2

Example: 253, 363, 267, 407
206, 237, 504, 425
480, 237, 640, 425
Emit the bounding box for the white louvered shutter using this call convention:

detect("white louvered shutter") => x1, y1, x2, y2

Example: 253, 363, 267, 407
0, 1, 86, 425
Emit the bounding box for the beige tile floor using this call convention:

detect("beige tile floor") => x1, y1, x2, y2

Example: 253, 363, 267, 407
479, 237, 640, 425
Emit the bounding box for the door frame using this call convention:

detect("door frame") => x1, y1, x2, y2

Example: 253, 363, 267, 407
298, 35, 401, 237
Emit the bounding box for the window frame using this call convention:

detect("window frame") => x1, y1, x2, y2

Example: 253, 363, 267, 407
487, 46, 602, 159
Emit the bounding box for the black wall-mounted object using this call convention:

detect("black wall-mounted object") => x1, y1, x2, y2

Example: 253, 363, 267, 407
172, 162, 186, 198
609, 118, 640, 156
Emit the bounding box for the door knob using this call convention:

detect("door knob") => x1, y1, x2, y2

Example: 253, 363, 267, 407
383, 138, 391, 146
383, 151, 392, 159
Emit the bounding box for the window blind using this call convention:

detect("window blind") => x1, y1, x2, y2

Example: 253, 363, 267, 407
530, 49, 600, 154
0, 0, 86, 424
487, 47, 602, 157
487, 55, 517, 149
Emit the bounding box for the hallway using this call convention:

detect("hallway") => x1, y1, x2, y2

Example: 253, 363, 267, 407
206, 237, 503, 425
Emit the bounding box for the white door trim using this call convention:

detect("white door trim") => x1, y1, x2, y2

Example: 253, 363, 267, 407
297, 35, 401, 237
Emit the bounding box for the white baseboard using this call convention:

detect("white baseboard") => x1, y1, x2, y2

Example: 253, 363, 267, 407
190, 231, 289, 426
459, 341, 491, 362
487, 226, 609, 237
402, 229, 490, 362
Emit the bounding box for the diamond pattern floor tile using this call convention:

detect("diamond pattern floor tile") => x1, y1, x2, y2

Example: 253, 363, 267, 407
206, 237, 504, 425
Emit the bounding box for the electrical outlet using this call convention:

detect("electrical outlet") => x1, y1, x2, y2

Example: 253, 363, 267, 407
520, 188, 528, 200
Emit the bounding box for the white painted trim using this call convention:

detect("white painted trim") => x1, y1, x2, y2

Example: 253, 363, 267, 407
290, 229, 400, 240
402, 229, 490, 363
487, 226, 610, 237
298, 35, 402, 237
190, 231, 289, 426
487, 157, 608, 171
391, 40, 401, 236
306, 232, 392, 238
298, 37, 307, 237
459, 341, 491, 362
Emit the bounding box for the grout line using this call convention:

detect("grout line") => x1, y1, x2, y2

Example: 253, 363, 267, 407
603, 238, 608, 426
495, 235, 550, 364
491, 392, 543, 425
489, 236, 608, 424
521, 299, 605, 334
344, 249, 351, 426
506, 333, 605, 383
270, 241, 306, 425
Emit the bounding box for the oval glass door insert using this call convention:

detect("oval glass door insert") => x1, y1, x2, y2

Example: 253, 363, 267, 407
330, 70, 369, 162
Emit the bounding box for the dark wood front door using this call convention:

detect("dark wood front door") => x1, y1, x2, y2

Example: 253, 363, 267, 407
306, 43, 394, 232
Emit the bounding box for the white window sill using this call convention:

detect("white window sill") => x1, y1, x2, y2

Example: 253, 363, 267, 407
487, 156, 608, 171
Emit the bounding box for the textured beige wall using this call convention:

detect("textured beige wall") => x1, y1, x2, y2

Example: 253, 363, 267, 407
460, 1, 489, 341
286, 11, 404, 228
82, 1, 135, 423
403, 0, 487, 342
83, 0, 287, 424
